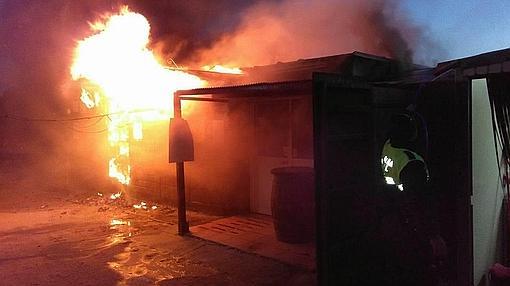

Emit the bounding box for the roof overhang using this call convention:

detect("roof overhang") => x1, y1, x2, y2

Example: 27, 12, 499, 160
175, 80, 312, 102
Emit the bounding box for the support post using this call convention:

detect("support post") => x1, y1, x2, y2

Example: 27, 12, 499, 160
173, 93, 189, 235
176, 161, 188, 235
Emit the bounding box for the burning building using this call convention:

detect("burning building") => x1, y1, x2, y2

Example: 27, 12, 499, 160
66, 6, 429, 276
3, 2, 510, 285
62, 6, 509, 285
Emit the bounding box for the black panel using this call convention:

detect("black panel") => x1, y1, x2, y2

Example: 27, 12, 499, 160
313, 73, 413, 285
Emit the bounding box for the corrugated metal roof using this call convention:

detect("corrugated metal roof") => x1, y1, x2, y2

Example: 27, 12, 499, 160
239, 51, 414, 83
176, 80, 312, 99
435, 48, 510, 77
175, 51, 431, 99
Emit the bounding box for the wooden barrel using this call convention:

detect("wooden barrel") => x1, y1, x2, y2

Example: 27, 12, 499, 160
271, 167, 315, 243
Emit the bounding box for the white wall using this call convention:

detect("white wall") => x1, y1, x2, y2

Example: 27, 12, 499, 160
472, 78, 505, 286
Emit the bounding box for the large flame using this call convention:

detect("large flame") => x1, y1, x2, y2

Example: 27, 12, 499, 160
71, 7, 204, 186
202, 65, 243, 75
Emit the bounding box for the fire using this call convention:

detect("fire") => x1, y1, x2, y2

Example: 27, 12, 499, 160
70, 7, 205, 187
110, 192, 122, 200
202, 65, 243, 74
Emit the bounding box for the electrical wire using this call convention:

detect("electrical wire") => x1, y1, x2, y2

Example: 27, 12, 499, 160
56, 117, 108, 134
63, 125, 109, 134
0, 109, 169, 134
73, 116, 105, 128
1, 108, 168, 123
2, 113, 109, 122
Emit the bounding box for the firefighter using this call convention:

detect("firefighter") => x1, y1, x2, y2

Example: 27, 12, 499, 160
381, 112, 429, 192
379, 111, 447, 286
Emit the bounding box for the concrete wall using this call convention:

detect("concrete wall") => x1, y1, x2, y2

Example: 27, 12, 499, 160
472, 78, 505, 286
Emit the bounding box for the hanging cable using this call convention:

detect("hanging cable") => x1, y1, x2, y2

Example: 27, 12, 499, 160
1, 108, 168, 123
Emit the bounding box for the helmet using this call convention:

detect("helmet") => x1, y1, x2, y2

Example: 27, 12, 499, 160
389, 112, 418, 144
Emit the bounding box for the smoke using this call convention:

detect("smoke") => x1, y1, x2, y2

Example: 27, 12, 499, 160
0, 0, 433, 107
191, 0, 434, 67
124, 0, 260, 61
0, 0, 112, 194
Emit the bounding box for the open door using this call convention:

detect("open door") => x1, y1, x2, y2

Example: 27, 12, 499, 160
252, 100, 291, 215
313, 73, 410, 285
313, 72, 473, 285
252, 97, 314, 215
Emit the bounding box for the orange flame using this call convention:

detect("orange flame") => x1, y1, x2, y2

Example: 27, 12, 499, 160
202, 65, 243, 74
70, 7, 205, 186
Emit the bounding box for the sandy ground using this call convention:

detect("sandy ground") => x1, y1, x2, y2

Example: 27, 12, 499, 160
0, 181, 316, 286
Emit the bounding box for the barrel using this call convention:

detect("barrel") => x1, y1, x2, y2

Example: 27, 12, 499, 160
271, 166, 315, 243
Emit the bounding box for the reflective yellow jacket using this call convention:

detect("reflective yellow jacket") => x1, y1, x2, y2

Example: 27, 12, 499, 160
381, 139, 429, 191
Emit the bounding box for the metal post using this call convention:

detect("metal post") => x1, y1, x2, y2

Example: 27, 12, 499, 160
173, 93, 189, 235
176, 162, 188, 235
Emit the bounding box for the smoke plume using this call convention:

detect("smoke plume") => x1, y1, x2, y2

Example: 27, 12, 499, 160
191, 0, 424, 67
0, 0, 432, 105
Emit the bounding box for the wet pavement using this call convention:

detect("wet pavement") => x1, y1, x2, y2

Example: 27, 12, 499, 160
0, 191, 316, 286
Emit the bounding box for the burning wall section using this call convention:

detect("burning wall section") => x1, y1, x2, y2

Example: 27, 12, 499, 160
70, 7, 250, 211
70, 8, 204, 193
